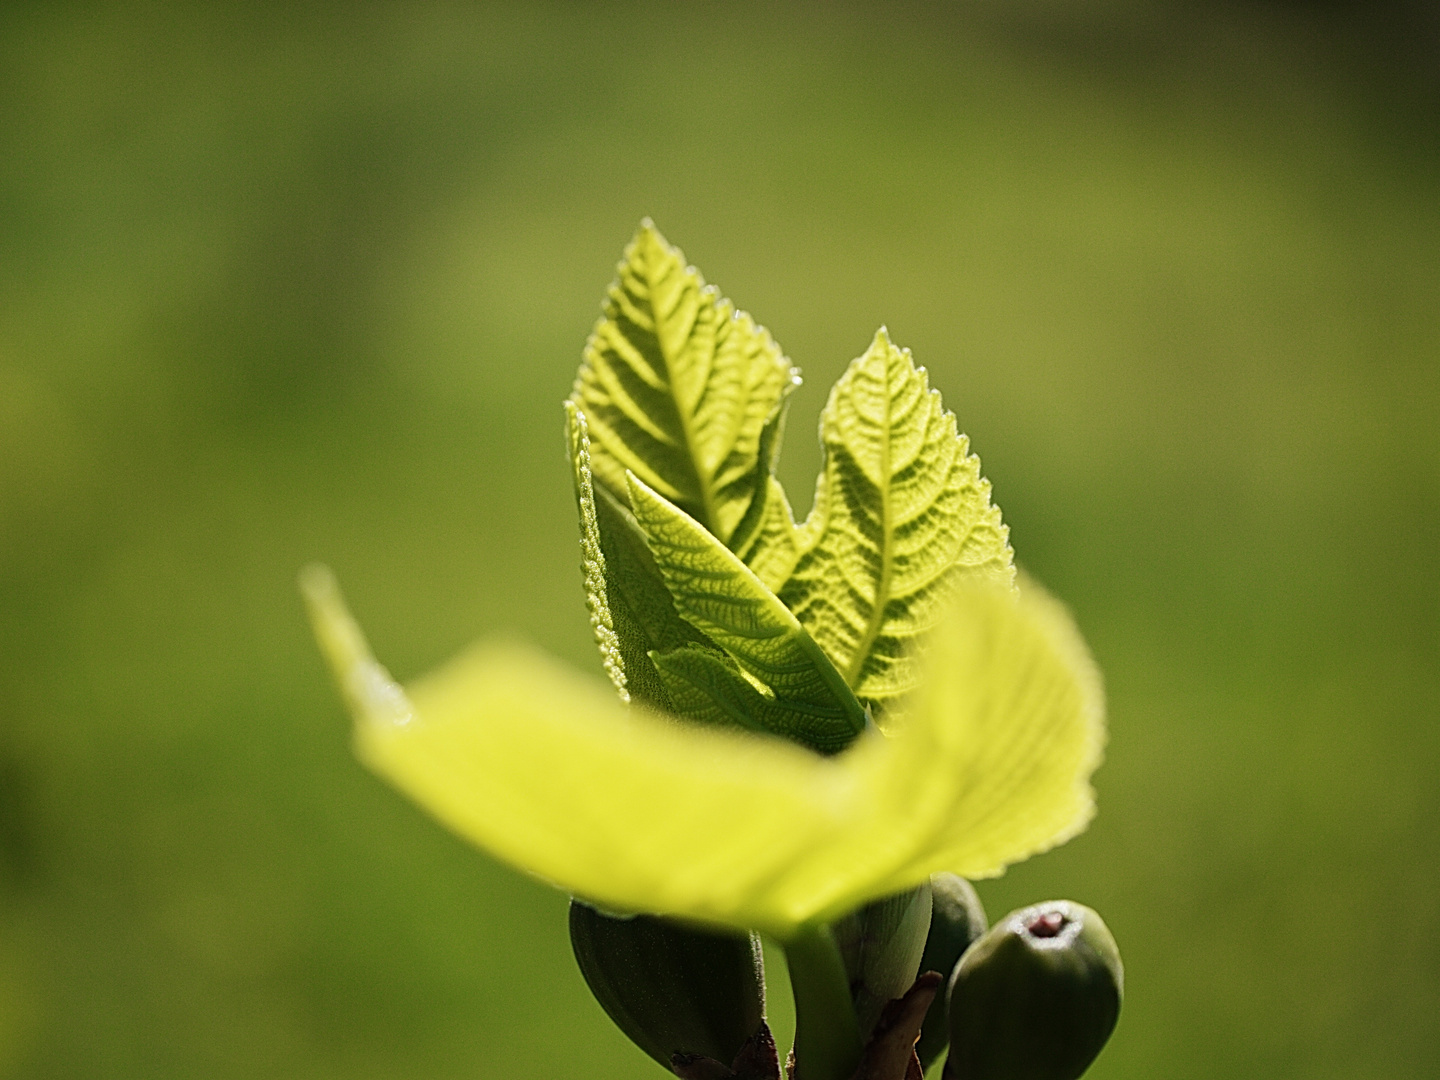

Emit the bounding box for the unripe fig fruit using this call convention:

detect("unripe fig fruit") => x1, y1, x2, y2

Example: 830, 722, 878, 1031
914, 874, 988, 1069
945, 900, 1121, 1080
569, 900, 766, 1073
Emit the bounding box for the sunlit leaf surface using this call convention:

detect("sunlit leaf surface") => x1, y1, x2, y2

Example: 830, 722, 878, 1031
779, 330, 1014, 703
570, 221, 800, 547
303, 567, 1102, 939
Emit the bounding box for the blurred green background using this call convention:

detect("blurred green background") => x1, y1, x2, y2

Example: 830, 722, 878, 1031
1, 2, 1436, 1077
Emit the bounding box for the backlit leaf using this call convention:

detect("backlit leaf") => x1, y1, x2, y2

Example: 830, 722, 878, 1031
567, 401, 628, 699
728, 390, 798, 561
302, 568, 1102, 938
780, 330, 1014, 704
739, 475, 812, 594
869, 580, 1104, 890
566, 401, 709, 711
571, 221, 799, 547
652, 643, 864, 754
648, 643, 771, 734
627, 473, 869, 751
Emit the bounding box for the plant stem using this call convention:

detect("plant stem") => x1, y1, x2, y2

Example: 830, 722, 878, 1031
784, 921, 864, 1080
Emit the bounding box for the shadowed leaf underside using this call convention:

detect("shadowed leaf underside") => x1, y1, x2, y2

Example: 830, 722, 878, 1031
649, 644, 869, 753
566, 402, 711, 712
628, 474, 869, 752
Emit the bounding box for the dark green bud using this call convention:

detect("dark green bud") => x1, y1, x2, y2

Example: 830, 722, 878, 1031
569, 900, 767, 1074
831, 883, 933, 1036
945, 901, 1122, 1080
914, 874, 988, 1070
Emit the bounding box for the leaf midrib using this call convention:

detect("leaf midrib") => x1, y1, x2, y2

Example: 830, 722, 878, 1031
842, 356, 894, 689
653, 262, 721, 537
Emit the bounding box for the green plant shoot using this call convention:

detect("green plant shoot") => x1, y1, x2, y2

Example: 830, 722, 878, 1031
303, 221, 1112, 1080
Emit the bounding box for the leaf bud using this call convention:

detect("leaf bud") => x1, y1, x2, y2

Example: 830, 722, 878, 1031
569, 900, 767, 1074
914, 874, 988, 1069
945, 900, 1122, 1080
831, 882, 933, 1037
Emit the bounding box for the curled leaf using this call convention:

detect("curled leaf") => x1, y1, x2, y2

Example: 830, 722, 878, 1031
303, 567, 1103, 939
629, 474, 869, 752
567, 401, 711, 710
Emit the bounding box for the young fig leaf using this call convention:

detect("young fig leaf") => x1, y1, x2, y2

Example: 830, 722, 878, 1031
571, 221, 799, 548
303, 566, 1103, 937
739, 474, 811, 594
627, 473, 869, 751
566, 401, 711, 711
652, 643, 860, 755
780, 329, 1014, 704
727, 388, 797, 563
567, 401, 628, 699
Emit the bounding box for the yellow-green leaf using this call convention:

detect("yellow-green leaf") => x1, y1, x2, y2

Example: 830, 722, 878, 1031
868, 579, 1104, 890
739, 474, 812, 594
566, 401, 710, 711
570, 221, 799, 547
627, 473, 869, 751
648, 644, 771, 734
780, 329, 1014, 704
302, 566, 1102, 939
651, 643, 864, 754
567, 401, 627, 699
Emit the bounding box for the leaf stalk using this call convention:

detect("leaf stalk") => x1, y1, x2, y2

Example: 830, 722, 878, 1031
785, 921, 865, 1080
